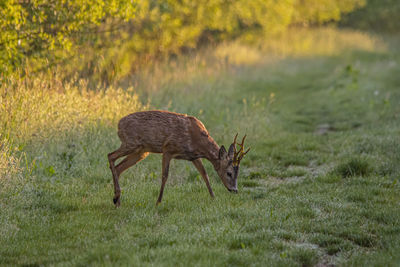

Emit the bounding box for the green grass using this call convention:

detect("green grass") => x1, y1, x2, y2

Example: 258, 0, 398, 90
1, 28, 400, 266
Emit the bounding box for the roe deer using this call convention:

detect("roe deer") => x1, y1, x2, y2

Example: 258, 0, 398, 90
108, 110, 250, 207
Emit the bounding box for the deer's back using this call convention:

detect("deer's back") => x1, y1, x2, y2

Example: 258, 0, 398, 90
117, 110, 211, 158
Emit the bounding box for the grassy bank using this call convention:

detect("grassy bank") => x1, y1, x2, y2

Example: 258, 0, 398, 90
1, 28, 400, 266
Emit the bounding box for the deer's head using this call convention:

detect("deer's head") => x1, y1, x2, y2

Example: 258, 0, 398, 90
217, 134, 250, 193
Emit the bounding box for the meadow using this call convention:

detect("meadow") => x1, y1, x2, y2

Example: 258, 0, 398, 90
1, 28, 400, 266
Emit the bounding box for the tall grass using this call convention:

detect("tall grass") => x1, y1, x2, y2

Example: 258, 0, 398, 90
1, 77, 145, 142
216, 27, 387, 65
0, 75, 146, 187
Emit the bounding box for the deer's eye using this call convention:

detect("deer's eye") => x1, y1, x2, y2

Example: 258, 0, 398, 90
227, 172, 232, 177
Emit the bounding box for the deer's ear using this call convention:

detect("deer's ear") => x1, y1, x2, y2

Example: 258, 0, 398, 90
228, 143, 235, 158
219, 145, 227, 159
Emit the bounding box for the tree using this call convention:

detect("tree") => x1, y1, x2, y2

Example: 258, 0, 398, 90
0, 0, 137, 77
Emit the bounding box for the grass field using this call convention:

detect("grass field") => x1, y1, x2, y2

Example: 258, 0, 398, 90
1, 28, 400, 266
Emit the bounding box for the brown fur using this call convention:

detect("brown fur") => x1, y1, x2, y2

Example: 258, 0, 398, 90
108, 110, 242, 207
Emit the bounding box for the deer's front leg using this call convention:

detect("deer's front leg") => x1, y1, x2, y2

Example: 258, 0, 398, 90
157, 153, 172, 205
192, 159, 215, 198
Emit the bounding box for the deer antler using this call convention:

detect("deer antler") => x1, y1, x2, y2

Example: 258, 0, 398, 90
232, 134, 250, 166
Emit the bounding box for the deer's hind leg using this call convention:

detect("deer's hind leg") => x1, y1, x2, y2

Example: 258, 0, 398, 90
116, 151, 149, 177
108, 146, 131, 207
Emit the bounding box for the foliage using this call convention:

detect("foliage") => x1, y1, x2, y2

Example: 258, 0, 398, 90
340, 0, 400, 33
0, 0, 138, 77
0, 0, 365, 81
292, 0, 365, 25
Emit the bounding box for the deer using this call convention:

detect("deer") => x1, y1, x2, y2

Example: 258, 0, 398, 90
107, 110, 250, 207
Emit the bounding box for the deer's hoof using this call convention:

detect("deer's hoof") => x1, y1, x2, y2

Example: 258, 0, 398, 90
113, 197, 120, 207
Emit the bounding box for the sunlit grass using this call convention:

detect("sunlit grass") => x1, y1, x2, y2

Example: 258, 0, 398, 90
215, 27, 386, 66
259, 27, 387, 56
0, 77, 145, 142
